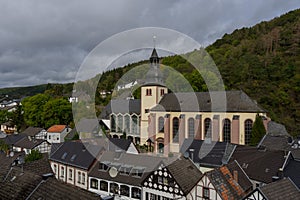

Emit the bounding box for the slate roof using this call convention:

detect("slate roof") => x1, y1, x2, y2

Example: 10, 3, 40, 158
180, 139, 236, 167
47, 125, 66, 133
267, 121, 289, 136
99, 99, 141, 119
82, 137, 136, 153
14, 137, 47, 149
76, 118, 99, 133
0, 133, 26, 145
260, 178, 300, 200
166, 156, 202, 195
49, 141, 102, 170
230, 146, 288, 183
283, 159, 300, 189
0, 131, 6, 138
0, 152, 100, 200
89, 151, 165, 186
206, 160, 252, 199
258, 134, 300, 160
151, 90, 265, 112
21, 126, 44, 137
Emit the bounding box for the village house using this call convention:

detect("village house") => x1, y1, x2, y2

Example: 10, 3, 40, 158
49, 141, 102, 190
47, 125, 71, 143
243, 178, 300, 200
13, 136, 50, 154
197, 160, 252, 200
21, 126, 47, 140
180, 139, 236, 173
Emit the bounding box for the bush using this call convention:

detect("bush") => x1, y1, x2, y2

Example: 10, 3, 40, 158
25, 149, 42, 163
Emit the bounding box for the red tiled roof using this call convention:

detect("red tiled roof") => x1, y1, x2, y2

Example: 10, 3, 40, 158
47, 125, 66, 133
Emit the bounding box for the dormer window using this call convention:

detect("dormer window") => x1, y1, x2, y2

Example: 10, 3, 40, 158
131, 167, 145, 178
99, 162, 110, 171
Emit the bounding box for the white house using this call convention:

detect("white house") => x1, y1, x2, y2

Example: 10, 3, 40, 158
47, 125, 71, 143
13, 137, 51, 154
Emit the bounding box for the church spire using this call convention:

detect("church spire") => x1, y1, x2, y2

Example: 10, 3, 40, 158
150, 48, 159, 65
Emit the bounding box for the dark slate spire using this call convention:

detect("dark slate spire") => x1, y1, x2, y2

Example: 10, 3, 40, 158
150, 48, 159, 65
144, 48, 165, 86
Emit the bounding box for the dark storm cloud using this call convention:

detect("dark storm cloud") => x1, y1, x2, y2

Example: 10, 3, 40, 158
0, 0, 299, 88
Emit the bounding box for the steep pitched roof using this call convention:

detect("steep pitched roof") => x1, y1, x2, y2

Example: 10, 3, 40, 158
14, 137, 47, 149
47, 125, 66, 133
0, 133, 26, 145
230, 146, 287, 183
0, 153, 99, 200
166, 156, 202, 195
260, 178, 300, 199
21, 127, 44, 137
206, 160, 252, 199
284, 159, 300, 189
151, 90, 265, 112
49, 141, 102, 170
99, 99, 141, 119
180, 139, 236, 167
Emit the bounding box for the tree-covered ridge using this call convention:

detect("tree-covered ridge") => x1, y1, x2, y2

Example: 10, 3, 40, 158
206, 8, 300, 136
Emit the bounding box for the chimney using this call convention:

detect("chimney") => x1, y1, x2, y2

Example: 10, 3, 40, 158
233, 170, 238, 182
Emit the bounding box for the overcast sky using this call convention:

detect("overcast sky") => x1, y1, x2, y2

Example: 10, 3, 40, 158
0, 0, 299, 88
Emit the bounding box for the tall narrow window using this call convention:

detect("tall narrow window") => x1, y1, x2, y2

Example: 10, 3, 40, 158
69, 169, 72, 180
173, 117, 179, 143
146, 89, 152, 96
204, 118, 212, 138
160, 89, 165, 96
188, 118, 195, 139
117, 115, 123, 133
78, 171, 81, 184
132, 115, 138, 135
82, 173, 85, 184
111, 114, 116, 132
245, 119, 253, 145
124, 115, 130, 134
223, 119, 231, 143
158, 117, 164, 133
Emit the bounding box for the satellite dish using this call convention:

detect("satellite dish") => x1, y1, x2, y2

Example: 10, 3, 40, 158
9, 152, 14, 157
109, 167, 118, 178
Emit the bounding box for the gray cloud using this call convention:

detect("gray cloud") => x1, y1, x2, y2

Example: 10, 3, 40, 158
0, 0, 299, 88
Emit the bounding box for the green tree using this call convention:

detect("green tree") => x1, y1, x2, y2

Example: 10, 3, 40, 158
22, 94, 51, 127
25, 149, 43, 162
250, 114, 266, 146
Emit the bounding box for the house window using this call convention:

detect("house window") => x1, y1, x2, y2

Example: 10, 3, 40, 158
78, 172, 81, 184
99, 162, 110, 171
172, 117, 179, 143
158, 117, 164, 133
163, 177, 168, 185
131, 187, 141, 199
49, 135, 51, 140
82, 173, 85, 184
100, 181, 108, 191
160, 89, 165, 96
158, 176, 163, 184
188, 118, 195, 139
110, 182, 119, 194
131, 168, 144, 178
61, 166, 64, 178
53, 164, 57, 174
120, 185, 130, 197
245, 119, 253, 145
146, 89, 152, 96
90, 178, 98, 189
120, 166, 132, 175
204, 118, 212, 138
203, 187, 209, 199
223, 119, 231, 142
69, 169, 73, 180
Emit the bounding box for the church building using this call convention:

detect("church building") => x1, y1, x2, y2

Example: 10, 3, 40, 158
105, 48, 268, 156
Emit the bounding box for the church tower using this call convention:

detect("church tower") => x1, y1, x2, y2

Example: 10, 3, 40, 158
140, 48, 168, 145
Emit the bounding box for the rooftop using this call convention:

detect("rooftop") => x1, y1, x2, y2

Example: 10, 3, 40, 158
47, 125, 66, 133
21, 127, 45, 137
